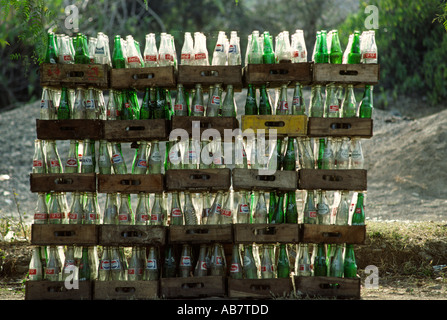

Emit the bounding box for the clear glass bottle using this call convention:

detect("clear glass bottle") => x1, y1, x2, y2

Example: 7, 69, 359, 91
28, 246, 43, 281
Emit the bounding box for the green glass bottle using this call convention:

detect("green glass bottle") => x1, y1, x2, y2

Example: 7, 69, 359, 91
244, 84, 258, 115
270, 192, 284, 224
344, 244, 358, 278
358, 85, 374, 118
314, 30, 328, 63
275, 138, 283, 170
259, 85, 272, 115
282, 137, 296, 171
268, 191, 277, 223
341, 84, 357, 118
262, 31, 276, 64
153, 87, 166, 119
163, 245, 177, 278
351, 193, 365, 225
221, 84, 236, 117
303, 190, 317, 224
45, 32, 58, 64
120, 90, 132, 120
78, 247, 91, 281
74, 33, 89, 64
347, 31, 361, 64
140, 88, 151, 119
127, 89, 140, 119
291, 82, 306, 115
285, 191, 298, 224
112, 35, 126, 69
329, 30, 343, 64
313, 243, 328, 276
276, 244, 290, 278
309, 85, 324, 117
317, 138, 325, 169
57, 87, 71, 120
329, 244, 344, 278
242, 245, 258, 279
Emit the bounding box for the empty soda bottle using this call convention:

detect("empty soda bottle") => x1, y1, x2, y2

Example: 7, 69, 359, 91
351, 192, 365, 225
68, 191, 83, 224
82, 192, 98, 224
244, 84, 258, 115
335, 191, 350, 226
228, 31, 241, 65
45, 32, 58, 63
322, 137, 335, 170
174, 84, 188, 116
347, 31, 361, 64
303, 190, 317, 224
276, 244, 290, 278
110, 247, 125, 280
358, 85, 374, 118
80, 139, 95, 173
45, 246, 60, 281
98, 247, 111, 281
46, 140, 62, 174
313, 243, 327, 276
309, 85, 324, 117
221, 85, 236, 117
118, 193, 132, 225
259, 85, 272, 115
292, 82, 306, 115
179, 244, 193, 277
132, 141, 149, 174
325, 84, 340, 118
285, 191, 298, 224
276, 84, 289, 115
48, 192, 63, 224
207, 190, 223, 225
283, 137, 296, 171
194, 244, 208, 277
262, 31, 275, 64
135, 192, 149, 225
181, 32, 194, 65
170, 191, 183, 225
329, 244, 344, 277
61, 246, 76, 282
344, 244, 358, 278
212, 31, 227, 66
335, 137, 350, 169
110, 142, 127, 174
128, 246, 144, 281
270, 192, 285, 224
103, 193, 118, 225
260, 245, 274, 279
148, 140, 163, 174
242, 245, 258, 279
34, 193, 48, 224
184, 192, 198, 225
72, 88, 86, 119
28, 246, 43, 281
210, 243, 226, 276
316, 190, 330, 225
32, 139, 46, 174
143, 33, 158, 67
253, 191, 268, 224
296, 243, 311, 276
163, 245, 177, 278
98, 140, 112, 174
229, 244, 243, 279
350, 138, 364, 169
341, 84, 357, 118
167, 140, 182, 170
220, 192, 233, 224
329, 30, 343, 64
191, 83, 205, 116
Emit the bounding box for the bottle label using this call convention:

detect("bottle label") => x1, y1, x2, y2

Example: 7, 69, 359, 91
146, 259, 157, 269
199, 261, 207, 270
215, 256, 223, 266
151, 214, 160, 222
238, 204, 249, 214
110, 259, 121, 270
363, 52, 377, 59
169, 150, 179, 162
230, 263, 240, 273
33, 160, 43, 168
128, 268, 143, 275
118, 214, 129, 222
355, 208, 362, 214
211, 95, 220, 105
279, 101, 288, 111
145, 55, 157, 62
66, 158, 77, 167
49, 212, 62, 219
181, 53, 191, 60
188, 150, 197, 162
82, 156, 93, 165
127, 56, 141, 64
150, 152, 161, 162
68, 212, 78, 220
85, 100, 95, 109
34, 213, 48, 221
261, 265, 274, 272
45, 267, 57, 275
228, 45, 237, 53
180, 256, 191, 266
221, 209, 232, 217
112, 153, 123, 164
174, 104, 184, 111
215, 44, 224, 52
213, 156, 223, 165
29, 268, 37, 275
99, 260, 110, 270
292, 50, 299, 58
137, 159, 147, 168
195, 53, 206, 60
299, 264, 310, 272
329, 105, 339, 112
171, 208, 182, 217
50, 159, 61, 167
317, 204, 330, 215
308, 210, 317, 218
193, 104, 204, 112
137, 214, 149, 222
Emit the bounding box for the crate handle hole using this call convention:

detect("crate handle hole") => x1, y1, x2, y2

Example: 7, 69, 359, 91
200, 70, 219, 77
322, 175, 343, 182
330, 123, 352, 130
250, 284, 271, 291
256, 175, 276, 182
125, 126, 146, 131
120, 179, 141, 185
339, 70, 358, 76
254, 227, 276, 235
67, 71, 85, 78
319, 283, 341, 289
54, 178, 74, 185
323, 232, 342, 238
115, 287, 136, 293
54, 231, 75, 237
186, 228, 209, 234
132, 73, 154, 79
264, 121, 285, 127
189, 174, 211, 180
181, 282, 205, 288
269, 69, 289, 75
47, 285, 65, 292
121, 231, 143, 238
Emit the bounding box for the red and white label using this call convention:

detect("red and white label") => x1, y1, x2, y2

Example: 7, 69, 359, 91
29, 268, 37, 275
151, 214, 160, 222
279, 101, 288, 110
45, 268, 56, 275
181, 53, 191, 60
171, 208, 182, 217
68, 212, 78, 220
63, 55, 72, 61
180, 256, 191, 266
230, 263, 240, 273
329, 105, 339, 112
118, 214, 129, 222
49, 212, 62, 220
33, 160, 43, 168
144, 55, 157, 62
127, 56, 140, 63
308, 211, 317, 218
193, 104, 204, 112
34, 213, 47, 220
363, 52, 377, 59
50, 159, 60, 167
195, 53, 206, 60
221, 209, 232, 217
66, 158, 77, 167
174, 104, 184, 111
211, 95, 220, 105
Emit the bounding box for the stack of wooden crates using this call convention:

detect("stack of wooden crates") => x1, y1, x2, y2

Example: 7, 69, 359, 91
26, 60, 379, 300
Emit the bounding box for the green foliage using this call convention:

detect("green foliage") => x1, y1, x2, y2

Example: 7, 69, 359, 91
338, 0, 447, 105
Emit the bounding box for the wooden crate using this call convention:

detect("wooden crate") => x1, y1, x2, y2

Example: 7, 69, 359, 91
110, 66, 176, 90
312, 63, 380, 85
232, 168, 298, 191
227, 278, 294, 299
300, 224, 366, 244
31, 224, 98, 246
233, 223, 300, 244
294, 276, 361, 299
169, 224, 233, 243
243, 62, 313, 87
25, 280, 93, 300
177, 65, 243, 90
40, 63, 109, 89
30, 173, 97, 193
102, 119, 169, 141
93, 280, 159, 300
97, 174, 164, 194
36, 119, 103, 140
241, 115, 308, 137
99, 225, 166, 246
170, 116, 239, 138
160, 276, 225, 299
298, 169, 367, 191
307, 118, 373, 138
165, 169, 231, 192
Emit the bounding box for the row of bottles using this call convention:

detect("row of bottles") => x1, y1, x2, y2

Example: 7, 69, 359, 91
33, 188, 365, 227
28, 242, 357, 282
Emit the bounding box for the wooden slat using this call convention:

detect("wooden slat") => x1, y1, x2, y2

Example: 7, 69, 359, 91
93, 280, 159, 300
233, 223, 300, 243
241, 115, 308, 137
243, 62, 313, 87
227, 278, 294, 299
294, 276, 361, 299
165, 169, 231, 192
110, 66, 176, 90
36, 119, 103, 140
30, 173, 97, 193
25, 280, 93, 300
232, 168, 298, 191
307, 118, 373, 138
40, 63, 109, 89
170, 116, 239, 138
97, 174, 164, 194
300, 224, 366, 244
99, 225, 166, 246
312, 63, 380, 85
177, 65, 243, 90
160, 276, 226, 298
169, 224, 233, 243
102, 119, 169, 141
31, 224, 98, 246
298, 169, 367, 191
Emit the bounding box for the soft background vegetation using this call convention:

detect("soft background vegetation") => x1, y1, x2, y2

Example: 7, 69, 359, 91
0, 0, 446, 109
